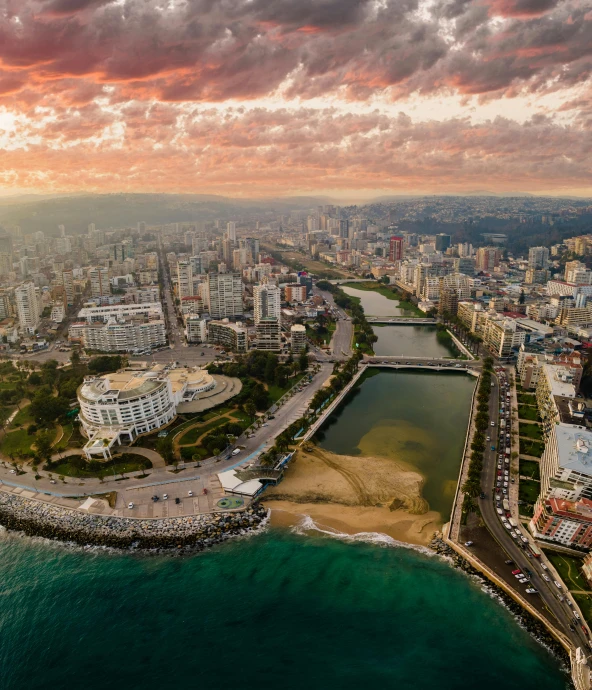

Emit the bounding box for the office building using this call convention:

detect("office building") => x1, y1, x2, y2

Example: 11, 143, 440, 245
435, 234, 451, 252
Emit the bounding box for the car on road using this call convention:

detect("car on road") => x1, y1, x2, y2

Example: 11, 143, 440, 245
554, 581, 562, 589
526, 588, 538, 594
464, 541, 474, 547
232, 448, 241, 456
542, 574, 550, 581
511, 569, 521, 575
188, 490, 194, 497
491, 421, 495, 426
541, 563, 548, 570
128, 502, 134, 509
163, 494, 168, 500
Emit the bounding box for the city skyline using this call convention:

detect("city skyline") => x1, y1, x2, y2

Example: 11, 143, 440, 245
0, 0, 590, 198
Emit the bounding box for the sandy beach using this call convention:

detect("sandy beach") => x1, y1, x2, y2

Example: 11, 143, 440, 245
263, 446, 442, 546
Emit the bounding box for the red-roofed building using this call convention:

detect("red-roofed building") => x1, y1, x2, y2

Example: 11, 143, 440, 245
530, 497, 592, 549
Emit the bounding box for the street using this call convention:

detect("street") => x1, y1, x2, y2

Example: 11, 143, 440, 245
475, 369, 590, 654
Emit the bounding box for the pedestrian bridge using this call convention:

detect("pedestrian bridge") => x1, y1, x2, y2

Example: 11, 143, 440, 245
366, 362, 480, 375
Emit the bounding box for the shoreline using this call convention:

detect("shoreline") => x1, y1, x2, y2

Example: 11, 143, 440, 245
0, 490, 268, 553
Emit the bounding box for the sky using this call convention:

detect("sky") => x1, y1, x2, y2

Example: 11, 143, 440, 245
0, 0, 591, 199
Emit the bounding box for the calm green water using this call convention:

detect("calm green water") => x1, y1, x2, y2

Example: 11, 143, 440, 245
318, 370, 475, 517
342, 285, 412, 317
0, 528, 568, 690
374, 325, 455, 358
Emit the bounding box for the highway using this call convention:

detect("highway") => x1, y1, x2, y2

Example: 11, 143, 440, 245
478, 370, 590, 655
313, 286, 353, 359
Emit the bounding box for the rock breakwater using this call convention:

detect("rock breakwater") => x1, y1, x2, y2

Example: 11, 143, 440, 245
0, 491, 268, 552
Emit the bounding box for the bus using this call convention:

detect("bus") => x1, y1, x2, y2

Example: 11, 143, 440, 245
503, 499, 510, 512
530, 543, 542, 558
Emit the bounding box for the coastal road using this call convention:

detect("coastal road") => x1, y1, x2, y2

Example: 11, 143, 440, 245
478, 372, 591, 655
0, 363, 333, 507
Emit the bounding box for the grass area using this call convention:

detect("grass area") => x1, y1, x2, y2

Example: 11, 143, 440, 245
520, 438, 545, 457
267, 247, 353, 279
0, 428, 34, 457
0, 405, 14, 425
48, 453, 153, 479
519, 479, 540, 505
519, 422, 543, 440
519, 459, 541, 480
10, 404, 33, 428
518, 404, 539, 421
517, 392, 537, 405
178, 416, 230, 445
543, 551, 590, 591
180, 445, 210, 461
54, 423, 74, 451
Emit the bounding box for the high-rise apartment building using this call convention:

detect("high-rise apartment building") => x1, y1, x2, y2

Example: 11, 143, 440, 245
253, 283, 281, 324
89, 267, 110, 298
207, 272, 243, 319
475, 247, 501, 272
528, 246, 550, 270
226, 222, 237, 242
435, 234, 451, 252
15, 281, 40, 334
62, 270, 75, 306
389, 236, 404, 262
176, 260, 194, 298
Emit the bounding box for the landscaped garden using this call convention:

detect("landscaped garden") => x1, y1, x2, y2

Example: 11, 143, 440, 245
517, 392, 537, 405
518, 404, 539, 421
544, 551, 590, 591
518, 479, 540, 505
46, 453, 152, 479
519, 459, 540, 480
519, 422, 543, 440
519, 438, 545, 457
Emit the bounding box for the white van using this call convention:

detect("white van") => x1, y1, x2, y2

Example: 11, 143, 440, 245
231, 448, 241, 456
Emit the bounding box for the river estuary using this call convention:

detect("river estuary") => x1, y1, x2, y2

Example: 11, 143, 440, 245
0, 285, 568, 689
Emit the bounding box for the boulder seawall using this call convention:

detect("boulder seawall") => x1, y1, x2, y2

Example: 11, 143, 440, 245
0, 491, 268, 552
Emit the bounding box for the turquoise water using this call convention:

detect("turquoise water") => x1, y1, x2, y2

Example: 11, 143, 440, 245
0, 528, 568, 690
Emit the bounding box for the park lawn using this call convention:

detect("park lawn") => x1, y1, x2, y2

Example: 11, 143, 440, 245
543, 551, 590, 591
520, 438, 545, 457
49, 454, 152, 479
0, 405, 15, 425
0, 428, 35, 457
180, 445, 210, 461
518, 404, 539, 422
519, 422, 543, 440
10, 404, 34, 428
54, 423, 74, 451
178, 416, 230, 445
518, 479, 540, 505
519, 459, 540, 480
517, 392, 537, 405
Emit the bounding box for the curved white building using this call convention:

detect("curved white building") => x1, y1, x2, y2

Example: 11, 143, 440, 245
78, 365, 217, 458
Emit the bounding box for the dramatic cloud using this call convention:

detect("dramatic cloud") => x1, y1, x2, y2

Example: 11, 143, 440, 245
0, 0, 590, 195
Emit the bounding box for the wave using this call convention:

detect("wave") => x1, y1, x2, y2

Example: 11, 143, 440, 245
291, 513, 435, 557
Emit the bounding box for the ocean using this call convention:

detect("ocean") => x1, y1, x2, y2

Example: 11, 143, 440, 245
0, 524, 569, 690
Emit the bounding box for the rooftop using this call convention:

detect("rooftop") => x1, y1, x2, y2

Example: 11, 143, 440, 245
555, 424, 592, 475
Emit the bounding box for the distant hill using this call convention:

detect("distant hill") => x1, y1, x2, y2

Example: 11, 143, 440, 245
0, 193, 332, 236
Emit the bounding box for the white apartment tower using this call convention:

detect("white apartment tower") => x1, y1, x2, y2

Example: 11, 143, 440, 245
89, 267, 110, 298
62, 270, 75, 306
15, 281, 40, 334
207, 272, 243, 319
253, 282, 281, 324
226, 222, 237, 242
176, 260, 194, 298
528, 246, 550, 270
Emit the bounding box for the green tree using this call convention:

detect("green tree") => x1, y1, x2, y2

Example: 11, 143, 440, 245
156, 436, 174, 464
34, 431, 54, 462
244, 401, 257, 422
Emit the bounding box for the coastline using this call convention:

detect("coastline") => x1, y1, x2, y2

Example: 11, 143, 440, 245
263, 446, 442, 546
0, 490, 268, 553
